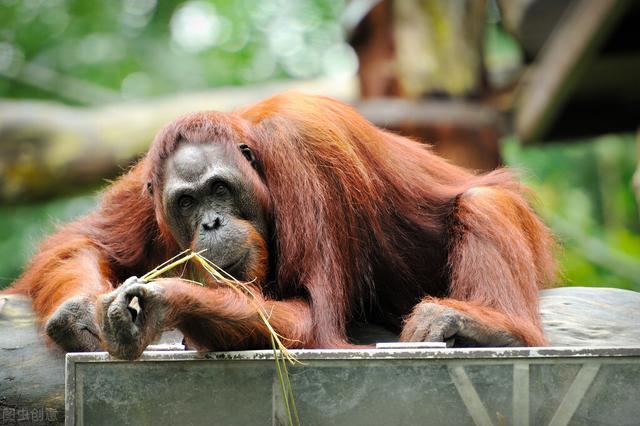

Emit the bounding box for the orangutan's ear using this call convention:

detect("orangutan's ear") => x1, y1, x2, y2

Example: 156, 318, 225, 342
146, 182, 153, 196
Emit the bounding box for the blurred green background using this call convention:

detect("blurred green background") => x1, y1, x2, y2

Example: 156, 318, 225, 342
0, 0, 638, 289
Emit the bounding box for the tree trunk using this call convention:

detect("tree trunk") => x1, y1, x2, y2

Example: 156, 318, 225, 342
0, 77, 357, 204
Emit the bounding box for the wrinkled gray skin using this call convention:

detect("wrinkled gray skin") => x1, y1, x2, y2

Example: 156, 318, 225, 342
98, 277, 166, 360
46, 142, 268, 358
45, 295, 101, 352
402, 302, 524, 347
160, 142, 268, 278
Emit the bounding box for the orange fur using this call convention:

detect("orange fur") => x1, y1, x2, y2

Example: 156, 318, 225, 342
4, 93, 556, 350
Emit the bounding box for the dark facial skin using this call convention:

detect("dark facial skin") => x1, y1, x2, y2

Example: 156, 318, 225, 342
161, 142, 268, 280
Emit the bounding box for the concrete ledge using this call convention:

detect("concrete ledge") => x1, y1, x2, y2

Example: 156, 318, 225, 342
67, 346, 640, 362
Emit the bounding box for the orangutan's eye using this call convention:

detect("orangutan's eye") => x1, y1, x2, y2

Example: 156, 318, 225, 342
212, 182, 228, 197
178, 195, 195, 210
239, 144, 258, 170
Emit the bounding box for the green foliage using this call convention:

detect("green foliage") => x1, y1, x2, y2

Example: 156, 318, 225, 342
0, 0, 351, 103
0, 193, 96, 287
